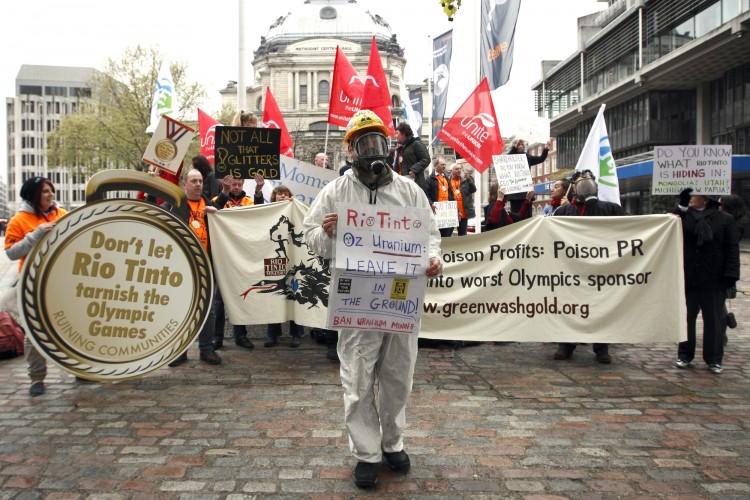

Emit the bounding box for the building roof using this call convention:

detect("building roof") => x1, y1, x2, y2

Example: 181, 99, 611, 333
257, 0, 401, 55
16, 65, 95, 85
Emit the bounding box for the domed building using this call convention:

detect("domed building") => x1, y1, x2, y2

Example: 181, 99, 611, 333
220, 0, 407, 169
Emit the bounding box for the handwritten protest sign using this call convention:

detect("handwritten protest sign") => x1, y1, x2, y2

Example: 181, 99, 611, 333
492, 154, 533, 194
434, 201, 459, 230
652, 145, 732, 195
214, 126, 281, 179
329, 203, 431, 334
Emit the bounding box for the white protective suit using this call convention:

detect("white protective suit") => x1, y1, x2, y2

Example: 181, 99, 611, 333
303, 168, 442, 463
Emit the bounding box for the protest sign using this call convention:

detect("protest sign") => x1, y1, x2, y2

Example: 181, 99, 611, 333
142, 115, 195, 176
434, 201, 459, 230
328, 202, 431, 334
492, 154, 533, 194
421, 215, 686, 343
652, 145, 732, 195
210, 205, 686, 344
214, 126, 281, 180
243, 156, 339, 205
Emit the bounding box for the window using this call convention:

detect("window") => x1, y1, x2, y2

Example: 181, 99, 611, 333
318, 80, 330, 103
300, 85, 307, 105
256, 96, 263, 110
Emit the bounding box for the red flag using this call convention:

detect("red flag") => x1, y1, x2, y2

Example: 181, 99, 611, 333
262, 87, 294, 158
198, 108, 221, 165
362, 37, 394, 135
328, 47, 363, 127
437, 78, 504, 173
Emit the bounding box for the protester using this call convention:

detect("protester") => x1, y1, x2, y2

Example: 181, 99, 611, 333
167, 169, 222, 366
541, 178, 571, 216
264, 185, 306, 348
671, 189, 739, 374
211, 174, 266, 350
553, 169, 625, 364
5, 177, 68, 396
718, 194, 747, 345
303, 109, 443, 489
191, 155, 220, 201
389, 122, 430, 193
315, 153, 329, 169
231, 110, 259, 128
506, 138, 552, 216
485, 183, 533, 230
449, 163, 477, 236
426, 156, 455, 237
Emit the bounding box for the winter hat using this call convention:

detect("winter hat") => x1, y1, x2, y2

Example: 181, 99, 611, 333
20, 176, 53, 204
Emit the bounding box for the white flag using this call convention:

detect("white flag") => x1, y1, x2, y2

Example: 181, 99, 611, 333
575, 104, 620, 205
146, 62, 179, 134
399, 79, 420, 136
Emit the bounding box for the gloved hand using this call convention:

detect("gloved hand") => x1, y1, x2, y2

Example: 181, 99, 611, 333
722, 277, 737, 290
678, 188, 693, 206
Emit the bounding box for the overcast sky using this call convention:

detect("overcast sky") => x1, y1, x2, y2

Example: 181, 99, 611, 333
1, 0, 605, 182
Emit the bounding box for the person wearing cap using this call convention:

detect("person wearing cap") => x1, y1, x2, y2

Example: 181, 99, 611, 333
552, 169, 625, 364
670, 188, 739, 374
303, 109, 443, 489
5, 177, 68, 396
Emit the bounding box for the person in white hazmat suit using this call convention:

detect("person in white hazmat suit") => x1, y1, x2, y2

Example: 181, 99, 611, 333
303, 109, 443, 489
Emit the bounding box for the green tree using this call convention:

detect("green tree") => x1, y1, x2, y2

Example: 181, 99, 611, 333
48, 45, 207, 175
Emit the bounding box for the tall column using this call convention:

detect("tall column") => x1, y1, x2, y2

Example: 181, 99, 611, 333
294, 71, 299, 110
288, 72, 294, 108
313, 71, 319, 107
308, 71, 313, 110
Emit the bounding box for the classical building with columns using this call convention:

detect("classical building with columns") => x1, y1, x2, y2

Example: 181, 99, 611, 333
220, 0, 407, 170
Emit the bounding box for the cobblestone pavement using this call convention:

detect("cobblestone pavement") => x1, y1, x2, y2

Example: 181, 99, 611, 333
0, 241, 749, 499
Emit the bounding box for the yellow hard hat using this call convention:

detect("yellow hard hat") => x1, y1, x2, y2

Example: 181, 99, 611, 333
344, 109, 389, 145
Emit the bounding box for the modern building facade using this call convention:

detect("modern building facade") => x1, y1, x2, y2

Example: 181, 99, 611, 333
531, 0, 750, 216
5, 65, 95, 213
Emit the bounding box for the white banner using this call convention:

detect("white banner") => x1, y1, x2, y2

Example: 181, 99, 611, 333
209, 199, 329, 328
652, 145, 732, 196
422, 215, 686, 343
244, 156, 339, 205
211, 206, 686, 344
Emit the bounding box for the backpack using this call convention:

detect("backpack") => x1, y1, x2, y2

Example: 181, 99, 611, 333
0, 311, 24, 359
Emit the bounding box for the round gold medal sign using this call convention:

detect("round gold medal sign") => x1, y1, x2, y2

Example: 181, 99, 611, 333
154, 139, 178, 162
19, 171, 212, 381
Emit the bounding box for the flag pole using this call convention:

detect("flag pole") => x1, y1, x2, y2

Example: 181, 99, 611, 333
324, 123, 330, 168
474, 1, 483, 233
427, 34, 433, 157
237, 0, 247, 112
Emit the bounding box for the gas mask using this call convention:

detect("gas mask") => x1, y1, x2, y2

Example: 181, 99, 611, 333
352, 132, 388, 175
571, 169, 598, 201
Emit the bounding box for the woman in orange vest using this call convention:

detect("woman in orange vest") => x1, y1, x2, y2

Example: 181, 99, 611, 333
4, 177, 68, 397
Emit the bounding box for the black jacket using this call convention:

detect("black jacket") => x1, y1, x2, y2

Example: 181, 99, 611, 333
670, 205, 740, 289
425, 172, 454, 205
391, 136, 430, 193
554, 198, 625, 217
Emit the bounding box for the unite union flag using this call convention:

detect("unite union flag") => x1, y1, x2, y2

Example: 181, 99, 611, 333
262, 87, 294, 158
328, 47, 363, 127
437, 78, 504, 173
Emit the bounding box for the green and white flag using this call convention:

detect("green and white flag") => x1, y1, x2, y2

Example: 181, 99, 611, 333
146, 62, 178, 134
575, 104, 621, 205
